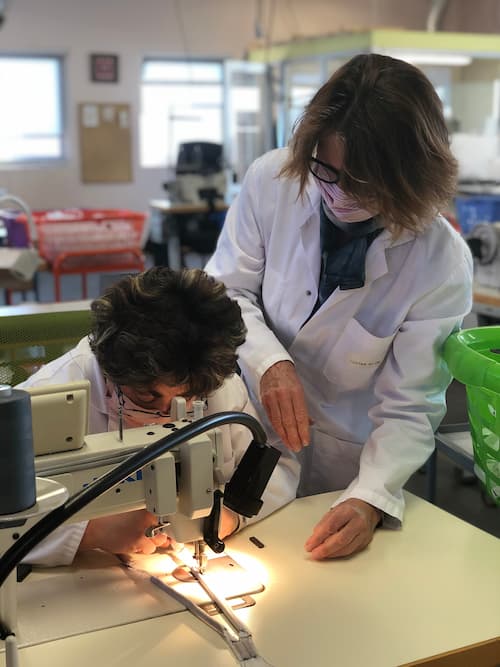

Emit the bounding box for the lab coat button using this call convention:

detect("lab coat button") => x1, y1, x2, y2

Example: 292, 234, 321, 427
306, 290, 312, 296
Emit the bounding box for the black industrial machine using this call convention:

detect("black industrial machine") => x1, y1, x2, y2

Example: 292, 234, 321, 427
167, 142, 227, 259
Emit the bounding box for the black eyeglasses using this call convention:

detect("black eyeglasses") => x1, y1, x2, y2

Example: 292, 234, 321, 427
309, 157, 341, 184
116, 385, 206, 418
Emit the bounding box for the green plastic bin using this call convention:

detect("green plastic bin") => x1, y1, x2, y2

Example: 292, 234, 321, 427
443, 327, 500, 505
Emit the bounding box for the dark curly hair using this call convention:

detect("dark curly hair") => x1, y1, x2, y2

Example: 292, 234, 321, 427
89, 267, 247, 396
281, 53, 457, 236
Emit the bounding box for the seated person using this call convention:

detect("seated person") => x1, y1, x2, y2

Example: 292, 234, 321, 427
17, 267, 299, 566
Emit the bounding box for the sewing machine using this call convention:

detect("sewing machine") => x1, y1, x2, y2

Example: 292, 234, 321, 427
30, 382, 230, 559
467, 221, 500, 289
0, 381, 280, 658
167, 141, 227, 207
1, 384, 500, 666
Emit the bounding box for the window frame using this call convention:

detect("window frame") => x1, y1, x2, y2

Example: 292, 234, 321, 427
140, 57, 225, 169
0, 53, 65, 167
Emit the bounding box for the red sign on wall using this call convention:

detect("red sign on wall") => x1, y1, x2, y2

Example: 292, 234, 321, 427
90, 54, 119, 83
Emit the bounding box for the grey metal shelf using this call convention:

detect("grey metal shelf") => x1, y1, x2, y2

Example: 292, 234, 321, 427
434, 423, 475, 474
426, 423, 475, 503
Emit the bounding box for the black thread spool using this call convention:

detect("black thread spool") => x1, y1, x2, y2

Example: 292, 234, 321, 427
0, 385, 36, 514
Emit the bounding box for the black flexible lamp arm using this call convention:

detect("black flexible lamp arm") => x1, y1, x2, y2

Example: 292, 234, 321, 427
0, 411, 268, 589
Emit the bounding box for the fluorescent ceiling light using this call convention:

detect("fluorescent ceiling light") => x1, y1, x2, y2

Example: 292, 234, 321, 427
383, 51, 472, 67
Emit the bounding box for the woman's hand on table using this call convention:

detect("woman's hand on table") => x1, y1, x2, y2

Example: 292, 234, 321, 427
304, 499, 382, 560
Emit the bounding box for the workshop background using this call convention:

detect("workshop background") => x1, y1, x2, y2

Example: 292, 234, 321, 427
0, 0, 499, 210
0, 0, 499, 539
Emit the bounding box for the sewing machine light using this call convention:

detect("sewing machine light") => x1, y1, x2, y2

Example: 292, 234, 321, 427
223, 440, 281, 518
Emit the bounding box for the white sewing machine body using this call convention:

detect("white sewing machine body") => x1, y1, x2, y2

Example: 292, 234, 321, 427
0, 377, 283, 667
0, 381, 263, 639
14, 380, 225, 543
33, 421, 224, 543
0, 379, 278, 575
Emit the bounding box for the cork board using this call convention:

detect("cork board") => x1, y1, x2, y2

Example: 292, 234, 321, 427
78, 102, 132, 183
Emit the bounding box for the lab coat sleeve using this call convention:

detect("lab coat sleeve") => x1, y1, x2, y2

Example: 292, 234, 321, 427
332, 249, 474, 524
207, 376, 300, 529
206, 157, 294, 401
22, 524, 88, 567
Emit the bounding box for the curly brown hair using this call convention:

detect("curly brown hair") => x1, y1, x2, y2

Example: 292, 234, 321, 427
281, 53, 457, 235
89, 267, 247, 396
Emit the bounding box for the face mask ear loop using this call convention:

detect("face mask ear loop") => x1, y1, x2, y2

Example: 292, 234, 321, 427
116, 385, 125, 442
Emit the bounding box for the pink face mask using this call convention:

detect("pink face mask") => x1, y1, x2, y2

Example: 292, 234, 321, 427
318, 181, 375, 223
105, 385, 176, 432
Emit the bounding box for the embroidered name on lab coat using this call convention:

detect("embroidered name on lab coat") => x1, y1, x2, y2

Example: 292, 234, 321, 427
349, 359, 382, 366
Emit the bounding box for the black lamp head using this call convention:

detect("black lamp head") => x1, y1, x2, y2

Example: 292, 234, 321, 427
223, 440, 281, 518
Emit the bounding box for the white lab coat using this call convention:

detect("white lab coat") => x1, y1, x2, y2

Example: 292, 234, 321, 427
17, 337, 299, 565
206, 148, 473, 525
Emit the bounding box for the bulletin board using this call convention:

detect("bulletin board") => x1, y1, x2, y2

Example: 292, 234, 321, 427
78, 103, 132, 183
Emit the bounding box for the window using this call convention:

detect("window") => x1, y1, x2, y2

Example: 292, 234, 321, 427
140, 59, 224, 168
0, 55, 64, 163
224, 61, 272, 183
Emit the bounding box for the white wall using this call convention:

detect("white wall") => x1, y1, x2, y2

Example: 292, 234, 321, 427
0, 0, 497, 212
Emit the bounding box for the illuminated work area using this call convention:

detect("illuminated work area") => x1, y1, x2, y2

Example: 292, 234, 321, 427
0, 2, 499, 666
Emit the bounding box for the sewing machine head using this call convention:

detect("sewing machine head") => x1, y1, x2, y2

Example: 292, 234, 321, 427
0, 382, 281, 643
22, 382, 279, 571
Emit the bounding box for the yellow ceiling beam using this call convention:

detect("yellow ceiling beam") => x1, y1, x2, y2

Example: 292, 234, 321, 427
247, 29, 500, 63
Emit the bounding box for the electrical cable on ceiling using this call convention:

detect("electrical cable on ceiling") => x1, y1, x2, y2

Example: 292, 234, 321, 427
426, 0, 449, 32
263, 0, 276, 63
172, 0, 191, 63
254, 0, 276, 51
0, 0, 7, 28
265, 0, 276, 48
255, 0, 264, 38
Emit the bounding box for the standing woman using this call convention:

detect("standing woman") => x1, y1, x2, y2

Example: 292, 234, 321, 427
206, 54, 473, 560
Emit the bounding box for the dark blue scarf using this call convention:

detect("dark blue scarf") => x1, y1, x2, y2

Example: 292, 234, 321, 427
311, 202, 383, 316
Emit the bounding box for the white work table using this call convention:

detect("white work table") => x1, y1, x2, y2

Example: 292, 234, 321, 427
1, 491, 499, 667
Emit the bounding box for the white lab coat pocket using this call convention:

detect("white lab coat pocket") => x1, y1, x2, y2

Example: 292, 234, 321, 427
323, 318, 396, 392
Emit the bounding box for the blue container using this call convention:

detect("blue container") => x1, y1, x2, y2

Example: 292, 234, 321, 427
455, 195, 500, 235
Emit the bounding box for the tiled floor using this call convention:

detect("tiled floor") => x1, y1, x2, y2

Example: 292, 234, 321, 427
2, 267, 498, 538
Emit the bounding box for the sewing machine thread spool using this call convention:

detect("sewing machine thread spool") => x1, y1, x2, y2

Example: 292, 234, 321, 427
0, 385, 36, 514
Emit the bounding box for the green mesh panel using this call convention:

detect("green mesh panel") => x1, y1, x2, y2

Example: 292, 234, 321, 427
0, 310, 92, 385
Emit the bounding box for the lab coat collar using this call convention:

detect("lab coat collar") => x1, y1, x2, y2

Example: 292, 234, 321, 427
354, 226, 415, 286
308, 228, 393, 313
303, 177, 322, 225
365, 229, 391, 284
